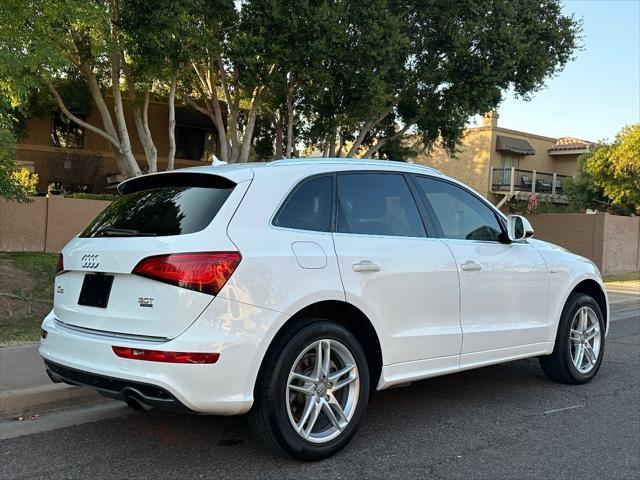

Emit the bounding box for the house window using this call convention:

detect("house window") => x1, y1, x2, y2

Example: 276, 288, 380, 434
51, 112, 85, 149
175, 126, 216, 161
499, 152, 522, 186
500, 152, 521, 171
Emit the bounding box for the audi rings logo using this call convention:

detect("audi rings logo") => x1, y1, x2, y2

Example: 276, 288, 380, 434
81, 254, 100, 269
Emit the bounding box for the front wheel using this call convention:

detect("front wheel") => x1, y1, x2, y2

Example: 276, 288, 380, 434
249, 320, 370, 460
540, 293, 605, 384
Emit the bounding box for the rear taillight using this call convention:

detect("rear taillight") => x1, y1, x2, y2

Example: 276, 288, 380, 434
132, 252, 241, 295
112, 346, 219, 364
55, 254, 64, 275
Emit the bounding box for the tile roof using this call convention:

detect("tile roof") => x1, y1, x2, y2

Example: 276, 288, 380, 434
548, 137, 593, 152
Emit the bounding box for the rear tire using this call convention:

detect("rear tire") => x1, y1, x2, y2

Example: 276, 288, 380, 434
249, 319, 370, 460
540, 293, 605, 384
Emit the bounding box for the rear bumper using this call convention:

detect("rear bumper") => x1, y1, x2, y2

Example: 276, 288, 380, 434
45, 359, 193, 413
39, 296, 287, 415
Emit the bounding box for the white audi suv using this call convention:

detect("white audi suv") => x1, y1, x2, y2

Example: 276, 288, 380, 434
40, 158, 608, 460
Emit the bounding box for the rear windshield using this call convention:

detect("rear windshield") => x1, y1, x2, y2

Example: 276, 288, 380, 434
81, 185, 234, 238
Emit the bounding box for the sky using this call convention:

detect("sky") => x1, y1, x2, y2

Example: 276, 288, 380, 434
471, 0, 640, 142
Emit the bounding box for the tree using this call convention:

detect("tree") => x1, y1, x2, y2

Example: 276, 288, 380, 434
119, 0, 193, 170
343, 0, 581, 158
179, 0, 274, 164
0, 0, 195, 176
567, 125, 640, 215
242, 0, 581, 160
0, 97, 34, 202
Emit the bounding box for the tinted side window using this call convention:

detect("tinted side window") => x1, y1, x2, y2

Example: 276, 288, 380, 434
414, 177, 502, 241
337, 173, 425, 237
273, 175, 332, 232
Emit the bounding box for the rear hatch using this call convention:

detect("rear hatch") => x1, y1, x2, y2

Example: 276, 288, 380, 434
53, 171, 250, 340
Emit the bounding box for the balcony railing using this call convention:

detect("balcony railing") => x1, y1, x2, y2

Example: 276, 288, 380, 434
490, 167, 572, 195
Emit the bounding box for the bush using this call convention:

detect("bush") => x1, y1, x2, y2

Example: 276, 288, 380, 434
565, 125, 640, 215
10, 168, 38, 195
65, 192, 118, 201
507, 199, 579, 215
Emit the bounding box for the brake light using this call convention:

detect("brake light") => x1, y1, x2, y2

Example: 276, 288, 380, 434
112, 346, 219, 364
55, 254, 64, 275
132, 252, 241, 295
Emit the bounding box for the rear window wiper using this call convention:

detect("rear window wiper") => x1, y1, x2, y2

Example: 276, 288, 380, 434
96, 227, 157, 237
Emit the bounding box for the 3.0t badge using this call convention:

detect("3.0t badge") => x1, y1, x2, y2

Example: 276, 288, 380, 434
138, 297, 154, 308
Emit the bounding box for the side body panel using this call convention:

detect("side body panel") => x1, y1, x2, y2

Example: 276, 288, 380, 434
332, 234, 461, 365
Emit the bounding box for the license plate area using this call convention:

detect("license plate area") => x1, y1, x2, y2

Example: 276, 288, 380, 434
78, 274, 114, 308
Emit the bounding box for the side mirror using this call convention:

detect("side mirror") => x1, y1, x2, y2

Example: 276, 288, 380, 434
506, 215, 534, 242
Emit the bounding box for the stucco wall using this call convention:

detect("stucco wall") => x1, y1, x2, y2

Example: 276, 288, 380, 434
527, 213, 640, 275
527, 213, 605, 269
487, 128, 559, 174
0, 197, 111, 253
414, 128, 493, 197
415, 120, 582, 203
602, 214, 640, 275
45, 196, 111, 253
0, 198, 48, 251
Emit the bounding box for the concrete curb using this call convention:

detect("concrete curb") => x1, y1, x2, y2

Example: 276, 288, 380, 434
0, 384, 105, 419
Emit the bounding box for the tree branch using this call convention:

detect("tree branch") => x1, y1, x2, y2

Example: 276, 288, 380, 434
346, 105, 394, 158
361, 122, 412, 158
46, 80, 121, 148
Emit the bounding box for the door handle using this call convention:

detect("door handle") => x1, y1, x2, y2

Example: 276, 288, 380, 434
352, 260, 380, 273
460, 260, 482, 272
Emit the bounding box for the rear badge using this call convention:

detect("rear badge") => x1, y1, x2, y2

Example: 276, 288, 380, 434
56, 286, 64, 294
81, 254, 100, 269
138, 297, 154, 308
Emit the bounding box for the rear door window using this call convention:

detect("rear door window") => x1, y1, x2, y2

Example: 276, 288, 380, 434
273, 175, 333, 232
82, 181, 234, 238
337, 173, 426, 237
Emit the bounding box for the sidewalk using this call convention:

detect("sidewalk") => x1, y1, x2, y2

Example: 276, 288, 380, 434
0, 283, 638, 418
0, 344, 104, 418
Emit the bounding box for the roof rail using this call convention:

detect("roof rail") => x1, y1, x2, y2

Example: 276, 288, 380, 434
267, 157, 443, 176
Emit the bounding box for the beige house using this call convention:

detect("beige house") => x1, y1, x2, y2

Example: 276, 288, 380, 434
16, 97, 221, 194
412, 112, 593, 206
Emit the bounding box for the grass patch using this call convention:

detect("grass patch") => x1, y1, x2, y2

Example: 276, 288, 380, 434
603, 271, 640, 283
0, 252, 57, 345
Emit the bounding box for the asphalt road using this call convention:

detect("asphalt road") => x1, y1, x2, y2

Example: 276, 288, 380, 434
1, 313, 638, 479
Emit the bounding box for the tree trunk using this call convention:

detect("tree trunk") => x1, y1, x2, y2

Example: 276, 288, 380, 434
345, 107, 393, 158
239, 93, 259, 163
322, 141, 330, 157
132, 92, 157, 173
274, 111, 284, 159
361, 123, 411, 158
110, 53, 141, 177
337, 128, 345, 157
167, 75, 177, 170
328, 126, 338, 157
285, 88, 294, 159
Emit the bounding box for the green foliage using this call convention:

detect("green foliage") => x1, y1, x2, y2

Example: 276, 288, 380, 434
508, 199, 580, 215
65, 192, 118, 201
0, 99, 33, 202
566, 125, 640, 215
1, 0, 581, 165
563, 157, 606, 212
10, 168, 38, 195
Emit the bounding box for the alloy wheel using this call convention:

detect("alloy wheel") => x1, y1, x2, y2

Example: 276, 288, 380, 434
285, 339, 360, 444
569, 306, 601, 374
